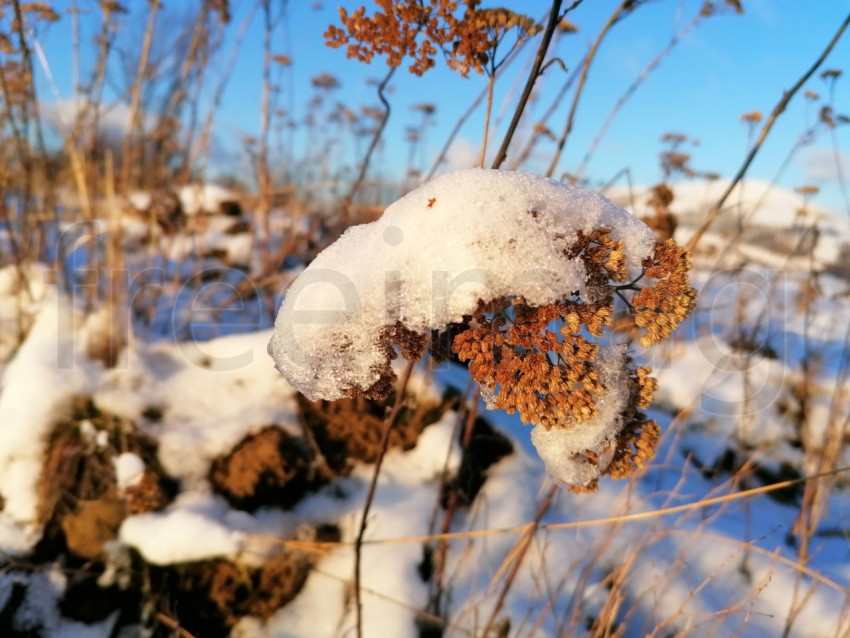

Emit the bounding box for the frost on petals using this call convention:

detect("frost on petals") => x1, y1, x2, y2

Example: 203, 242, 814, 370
269, 169, 695, 490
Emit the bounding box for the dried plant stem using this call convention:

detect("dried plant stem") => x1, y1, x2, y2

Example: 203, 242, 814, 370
192, 4, 257, 179
545, 0, 632, 178
830, 118, 850, 216
508, 60, 581, 170
155, 612, 197, 638
69, 2, 113, 147
10, 0, 47, 156
344, 66, 396, 224
685, 10, 850, 252
257, 0, 274, 274
354, 358, 416, 638
103, 151, 126, 366
478, 74, 496, 167
425, 39, 529, 179
491, 0, 563, 170
274, 464, 850, 555
481, 483, 559, 636
120, 0, 159, 194
426, 381, 479, 621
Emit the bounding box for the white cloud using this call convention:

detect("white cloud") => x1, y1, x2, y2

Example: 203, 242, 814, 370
801, 146, 850, 182
442, 137, 480, 171
40, 98, 155, 143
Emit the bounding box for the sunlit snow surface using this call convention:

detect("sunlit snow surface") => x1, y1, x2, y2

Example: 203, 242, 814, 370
0, 178, 849, 636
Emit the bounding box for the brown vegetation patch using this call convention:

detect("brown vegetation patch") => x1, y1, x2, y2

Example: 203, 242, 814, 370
35, 396, 176, 561
642, 183, 678, 241
209, 426, 314, 511
155, 549, 320, 637
441, 416, 513, 509
296, 388, 446, 475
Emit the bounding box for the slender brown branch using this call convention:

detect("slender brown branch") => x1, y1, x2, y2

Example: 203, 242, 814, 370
354, 358, 416, 638
685, 11, 850, 252
427, 82, 487, 179
481, 483, 559, 636
545, 0, 633, 178
491, 0, 564, 170
257, 0, 274, 274
344, 66, 396, 222
478, 74, 496, 167
120, 0, 159, 194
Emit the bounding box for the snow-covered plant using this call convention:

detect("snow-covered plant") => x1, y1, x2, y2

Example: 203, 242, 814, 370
269, 169, 695, 490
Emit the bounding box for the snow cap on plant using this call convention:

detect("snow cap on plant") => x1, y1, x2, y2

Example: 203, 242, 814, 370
269, 169, 696, 490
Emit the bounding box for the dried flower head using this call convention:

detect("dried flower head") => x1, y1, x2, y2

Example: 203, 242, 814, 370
740, 110, 763, 124
311, 72, 340, 90
324, 1, 537, 77
643, 184, 678, 242
557, 18, 579, 33
270, 171, 697, 491
631, 239, 697, 347
795, 185, 819, 196
447, 230, 695, 490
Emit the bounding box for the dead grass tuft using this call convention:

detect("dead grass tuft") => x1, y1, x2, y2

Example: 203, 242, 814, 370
209, 426, 314, 511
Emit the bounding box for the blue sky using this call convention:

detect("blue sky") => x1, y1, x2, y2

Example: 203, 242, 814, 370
32, 1, 850, 214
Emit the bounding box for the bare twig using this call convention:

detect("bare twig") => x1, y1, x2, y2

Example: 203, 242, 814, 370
354, 358, 416, 638
120, 0, 160, 194
481, 483, 559, 636
343, 66, 396, 225
575, 8, 707, 179
491, 0, 564, 170
544, 0, 634, 177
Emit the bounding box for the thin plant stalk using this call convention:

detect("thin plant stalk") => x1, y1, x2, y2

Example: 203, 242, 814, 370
191, 4, 258, 180
354, 359, 416, 638
686, 10, 850, 252
478, 73, 496, 167
120, 0, 159, 194
544, 0, 633, 178
343, 66, 396, 223
491, 0, 564, 170
481, 484, 559, 636
257, 0, 275, 274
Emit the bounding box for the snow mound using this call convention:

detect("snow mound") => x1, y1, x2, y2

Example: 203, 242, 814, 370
178, 183, 239, 216
269, 168, 654, 401
120, 508, 245, 565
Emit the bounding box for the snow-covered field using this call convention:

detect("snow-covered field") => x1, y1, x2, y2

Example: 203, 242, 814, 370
0, 175, 848, 637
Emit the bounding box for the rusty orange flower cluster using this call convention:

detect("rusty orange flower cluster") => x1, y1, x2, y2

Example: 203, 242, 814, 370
324, 1, 537, 77
448, 230, 694, 490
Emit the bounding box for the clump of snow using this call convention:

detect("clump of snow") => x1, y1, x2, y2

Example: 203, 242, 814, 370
179, 183, 239, 216
530, 345, 629, 486
112, 452, 145, 489
0, 262, 52, 362
0, 294, 95, 523
269, 169, 654, 401
120, 508, 245, 565
127, 190, 152, 211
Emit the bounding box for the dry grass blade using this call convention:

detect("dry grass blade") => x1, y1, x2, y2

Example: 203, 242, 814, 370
262, 465, 850, 552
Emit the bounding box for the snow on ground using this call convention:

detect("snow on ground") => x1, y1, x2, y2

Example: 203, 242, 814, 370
0, 292, 98, 524
0, 177, 848, 636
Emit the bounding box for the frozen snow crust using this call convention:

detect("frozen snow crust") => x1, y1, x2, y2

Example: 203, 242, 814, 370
269, 169, 654, 403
